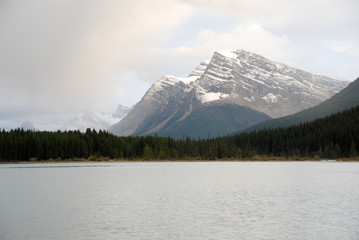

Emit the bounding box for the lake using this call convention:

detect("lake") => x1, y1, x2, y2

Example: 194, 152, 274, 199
1, 161, 358, 239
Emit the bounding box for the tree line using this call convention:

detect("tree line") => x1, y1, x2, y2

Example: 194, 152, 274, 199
1, 106, 358, 161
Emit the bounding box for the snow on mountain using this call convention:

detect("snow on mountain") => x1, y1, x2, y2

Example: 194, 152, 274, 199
218, 50, 238, 59
109, 49, 349, 137
194, 50, 348, 118
62, 105, 132, 132
198, 90, 229, 103
188, 61, 209, 77
112, 104, 132, 119
247, 76, 359, 131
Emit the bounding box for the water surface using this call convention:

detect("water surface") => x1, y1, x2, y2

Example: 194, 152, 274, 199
1, 161, 358, 239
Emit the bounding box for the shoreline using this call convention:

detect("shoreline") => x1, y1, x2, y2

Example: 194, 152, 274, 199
1, 157, 359, 164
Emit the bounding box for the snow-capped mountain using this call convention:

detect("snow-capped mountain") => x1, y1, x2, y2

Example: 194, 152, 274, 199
109, 50, 348, 138
194, 50, 347, 118
62, 105, 132, 132
112, 104, 133, 119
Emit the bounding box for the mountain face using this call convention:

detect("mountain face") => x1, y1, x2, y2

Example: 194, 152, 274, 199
109, 49, 348, 138
246, 77, 359, 131
194, 50, 347, 118
151, 104, 271, 139
62, 104, 132, 132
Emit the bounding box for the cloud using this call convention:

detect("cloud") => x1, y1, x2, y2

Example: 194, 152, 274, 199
0, 0, 192, 104
164, 22, 293, 72
180, 0, 269, 15
181, 0, 359, 32
165, 0, 359, 81
332, 44, 359, 56
0, 0, 192, 129
1, 0, 358, 130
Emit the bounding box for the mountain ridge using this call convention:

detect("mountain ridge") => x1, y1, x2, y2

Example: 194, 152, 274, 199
246, 76, 359, 131
109, 49, 348, 138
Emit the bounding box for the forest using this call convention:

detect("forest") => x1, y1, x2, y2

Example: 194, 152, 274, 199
1, 106, 358, 161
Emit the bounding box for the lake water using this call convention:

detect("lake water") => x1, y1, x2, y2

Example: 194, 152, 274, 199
1, 161, 358, 240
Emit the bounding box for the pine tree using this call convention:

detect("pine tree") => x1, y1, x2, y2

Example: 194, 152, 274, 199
334, 143, 342, 158
350, 141, 357, 158
143, 144, 154, 160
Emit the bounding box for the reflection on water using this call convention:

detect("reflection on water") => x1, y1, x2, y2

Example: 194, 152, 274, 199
1, 162, 358, 240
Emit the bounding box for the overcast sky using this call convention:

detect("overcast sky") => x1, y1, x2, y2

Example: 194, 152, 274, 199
1, 0, 358, 130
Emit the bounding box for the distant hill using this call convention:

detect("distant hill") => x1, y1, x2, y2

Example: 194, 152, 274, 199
246, 77, 359, 131
20, 121, 35, 130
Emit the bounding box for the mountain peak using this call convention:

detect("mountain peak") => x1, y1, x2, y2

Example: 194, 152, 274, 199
188, 61, 209, 77
109, 49, 348, 138
216, 49, 264, 60
217, 50, 239, 59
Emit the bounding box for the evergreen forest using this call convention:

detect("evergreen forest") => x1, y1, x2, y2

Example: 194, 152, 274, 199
1, 106, 358, 161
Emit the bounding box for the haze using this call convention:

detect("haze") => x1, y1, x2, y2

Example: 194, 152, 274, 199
0, 0, 358, 130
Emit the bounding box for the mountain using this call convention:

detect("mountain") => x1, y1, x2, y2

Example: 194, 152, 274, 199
246, 76, 359, 131
109, 49, 348, 138
20, 121, 35, 130
150, 104, 271, 139
192, 50, 347, 118
62, 104, 132, 132
112, 104, 132, 119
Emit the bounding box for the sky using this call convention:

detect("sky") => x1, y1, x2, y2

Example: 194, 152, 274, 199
0, 0, 358, 130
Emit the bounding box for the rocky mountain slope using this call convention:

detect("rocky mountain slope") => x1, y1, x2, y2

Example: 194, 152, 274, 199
194, 50, 347, 118
109, 50, 348, 138
246, 76, 359, 131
